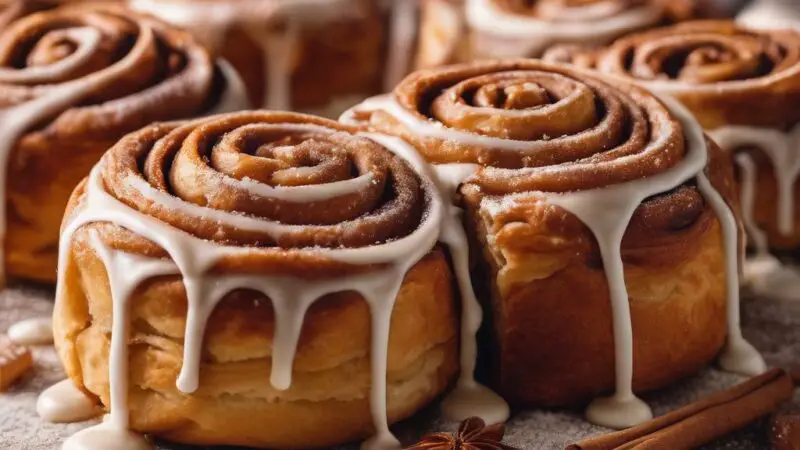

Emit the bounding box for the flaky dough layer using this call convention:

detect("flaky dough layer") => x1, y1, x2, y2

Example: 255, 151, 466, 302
56, 242, 459, 448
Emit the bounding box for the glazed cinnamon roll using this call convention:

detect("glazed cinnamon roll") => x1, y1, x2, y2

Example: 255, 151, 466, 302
415, 0, 679, 69
343, 59, 766, 429
545, 21, 800, 255
0, 3, 247, 284
53, 111, 509, 448
130, 0, 418, 116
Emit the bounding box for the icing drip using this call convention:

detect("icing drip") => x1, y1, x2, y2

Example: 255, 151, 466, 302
548, 99, 765, 420
383, 0, 419, 91
695, 168, 766, 378
0, 13, 247, 283
56, 122, 508, 449
7, 317, 53, 346
536, 95, 709, 428
465, 0, 662, 57
88, 232, 179, 430
734, 153, 770, 256
428, 162, 510, 426
130, 0, 359, 28
246, 22, 299, 111
710, 125, 800, 241
130, 0, 388, 110
717, 127, 800, 302
37, 380, 100, 423
0, 28, 105, 284
343, 93, 765, 428
350, 113, 510, 424
211, 59, 251, 115
59, 233, 177, 449
62, 425, 151, 450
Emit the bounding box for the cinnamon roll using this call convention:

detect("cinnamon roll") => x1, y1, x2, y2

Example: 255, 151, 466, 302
415, 0, 682, 70
130, 0, 418, 117
0, 3, 247, 284
545, 21, 800, 256
343, 59, 766, 429
53, 111, 509, 448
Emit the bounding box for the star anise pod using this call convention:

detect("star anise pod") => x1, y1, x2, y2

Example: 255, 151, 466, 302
406, 417, 519, 450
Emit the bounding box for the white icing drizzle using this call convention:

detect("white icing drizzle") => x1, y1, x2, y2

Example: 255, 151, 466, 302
130, 0, 359, 29
62, 424, 151, 450
0, 18, 246, 283
246, 22, 299, 111
383, 0, 419, 91
431, 163, 510, 426
465, 0, 662, 57
733, 153, 770, 256
131, 0, 404, 111
344, 93, 659, 157
343, 93, 766, 429
55, 123, 508, 449
737, 0, 800, 31
37, 380, 100, 423
716, 126, 800, 302
710, 124, 800, 240
0, 27, 105, 284
7, 317, 53, 346
211, 59, 251, 115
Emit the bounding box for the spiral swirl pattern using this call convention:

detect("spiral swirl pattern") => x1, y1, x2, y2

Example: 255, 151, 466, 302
364, 59, 689, 194
95, 112, 430, 265
57, 111, 462, 449
348, 58, 750, 423
593, 21, 800, 85
0, 3, 221, 139
541, 21, 800, 127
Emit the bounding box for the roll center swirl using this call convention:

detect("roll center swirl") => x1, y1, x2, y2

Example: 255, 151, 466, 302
107, 112, 430, 250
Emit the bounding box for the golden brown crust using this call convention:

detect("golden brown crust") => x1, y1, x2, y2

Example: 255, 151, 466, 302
467, 139, 732, 405
57, 244, 458, 448
543, 20, 800, 252
1, 3, 233, 282
357, 59, 739, 405
54, 112, 460, 448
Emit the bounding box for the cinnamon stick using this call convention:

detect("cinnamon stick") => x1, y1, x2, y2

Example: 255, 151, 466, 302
568, 368, 795, 450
